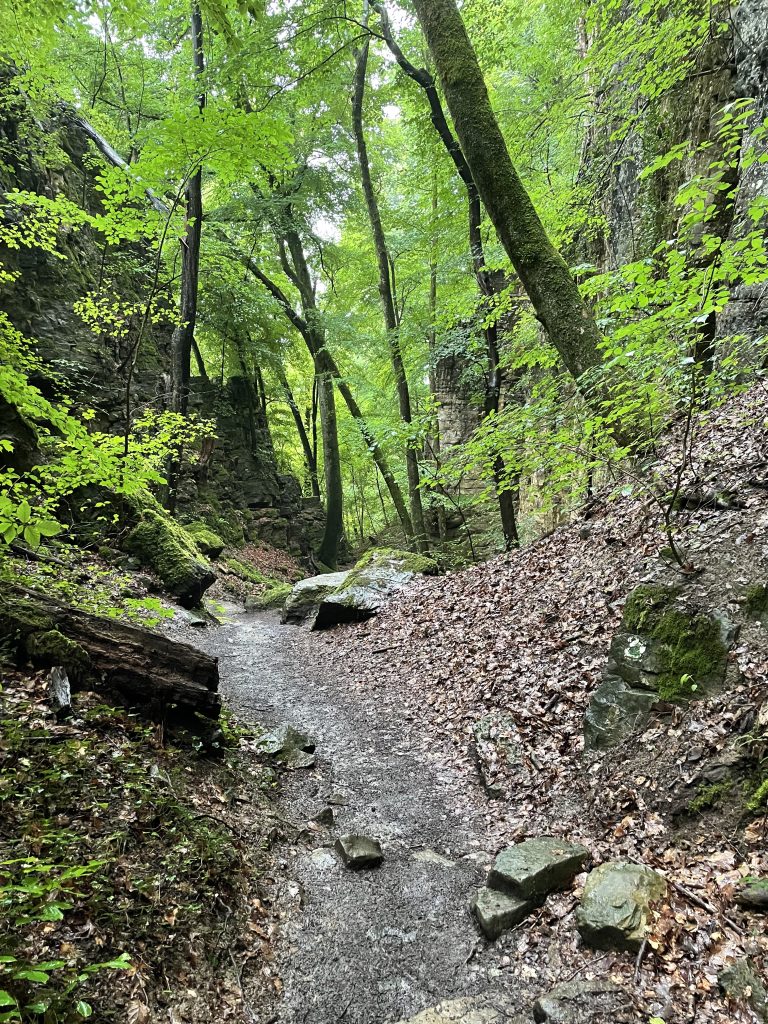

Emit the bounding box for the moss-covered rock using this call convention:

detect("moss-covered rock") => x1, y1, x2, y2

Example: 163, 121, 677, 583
122, 496, 215, 609
185, 522, 225, 559
584, 583, 734, 750
25, 629, 91, 674
282, 571, 351, 625
312, 547, 438, 629
745, 583, 768, 621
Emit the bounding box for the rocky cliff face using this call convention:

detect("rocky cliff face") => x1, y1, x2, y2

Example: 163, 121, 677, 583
0, 75, 324, 558
591, 0, 768, 347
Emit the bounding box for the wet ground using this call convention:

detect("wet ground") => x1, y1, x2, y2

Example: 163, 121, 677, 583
190, 610, 515, 1024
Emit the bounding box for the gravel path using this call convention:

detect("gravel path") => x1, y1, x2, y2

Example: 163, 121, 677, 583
192, 610, 512, 1024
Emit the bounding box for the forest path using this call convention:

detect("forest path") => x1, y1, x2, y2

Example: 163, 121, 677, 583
194, 609, 508, 1024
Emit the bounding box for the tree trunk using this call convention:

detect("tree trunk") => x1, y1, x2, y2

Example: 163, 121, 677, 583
170, 1, 206, 416
352, 32, 428, 552
1, 583, 220, 718
410, 0, 607, 389
277, 365, 320, 497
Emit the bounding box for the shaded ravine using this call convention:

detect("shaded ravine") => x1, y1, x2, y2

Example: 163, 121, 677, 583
189, 610, 512, 1024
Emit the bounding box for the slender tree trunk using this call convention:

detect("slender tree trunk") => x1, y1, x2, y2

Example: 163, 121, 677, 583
277, 365, 320, 497
314, 348, 344, 568
410, 0, 608, 391
171, 1, 205, 416
352, 31, 428, 551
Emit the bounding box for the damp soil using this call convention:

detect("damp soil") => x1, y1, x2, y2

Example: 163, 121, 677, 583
187, 609, 523, 1024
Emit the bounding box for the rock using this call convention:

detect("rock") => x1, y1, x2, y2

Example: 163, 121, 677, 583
308, 848, 338, 871
257, 723, 316, 768
735, 877, 768, 912
312, 548, 438, 629
533, 979, 634, 1023
47, 665, 72, 720
184, 521, 225, 559
584, 583, 735, 749
473, 886, 533, 940
720, 958, 768, 1021
335, 834, 383, 869
282, 570, 350, 625
576, 861, 666, 952
395, 997, 522, 1024
488, 837, 590, 901
122, 494, 215, 608
583, 676, 658, 750
312, 806, 335, 828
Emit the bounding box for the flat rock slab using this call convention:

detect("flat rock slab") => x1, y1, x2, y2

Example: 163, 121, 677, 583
396, 997, 522, 1024
473, 886, 533, 940
488, 837, 590, 901
576, 861, 666, 952
335, 833, 383, 869
533, 979, 634, 1023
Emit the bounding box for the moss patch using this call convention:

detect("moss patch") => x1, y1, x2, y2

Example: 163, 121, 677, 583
245, 584, 292, 611
185, 522, 225, 559
122, 495, 215, 608
350, 547, 439, 576
25, 629, 91, 674
622, 584, 728, 702
747, 776, 768, 813
689, 780, 733, 814
745, 583, 768, 620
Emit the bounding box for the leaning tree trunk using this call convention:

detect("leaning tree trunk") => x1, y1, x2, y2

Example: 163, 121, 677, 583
1, 583, 220, 717
411, 0, 608, 393
352, 32, 429, 552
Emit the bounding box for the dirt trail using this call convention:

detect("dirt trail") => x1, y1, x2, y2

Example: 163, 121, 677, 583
193, 610, 510, 1024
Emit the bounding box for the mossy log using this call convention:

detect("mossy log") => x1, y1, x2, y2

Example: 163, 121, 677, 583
0, 583, 220, 718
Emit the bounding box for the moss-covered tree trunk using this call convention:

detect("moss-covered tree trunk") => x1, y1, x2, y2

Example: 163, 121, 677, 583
352, 33, 428, 552
411, 0, 606, 387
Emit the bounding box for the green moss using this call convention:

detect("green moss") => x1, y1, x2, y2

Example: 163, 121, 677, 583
25, 629, 91, 673
745, 584, 768, 619
622, 584, 728, 702
747, 777, 768, 813
122, 494, 214, 607
245, 584, 292, 611
689, 780, 733, 814
185, 522, 225, 559
226, 558, 270, 585
351, 547, 439, 576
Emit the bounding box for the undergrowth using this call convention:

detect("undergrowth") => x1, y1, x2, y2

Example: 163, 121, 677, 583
0, 671, 274, 1022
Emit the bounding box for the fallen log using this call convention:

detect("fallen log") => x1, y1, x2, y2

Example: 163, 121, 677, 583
0, 583, 220, 718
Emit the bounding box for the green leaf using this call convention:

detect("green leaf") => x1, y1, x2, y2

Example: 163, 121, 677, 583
76, 1001, 93, 1018
13, 970, 49, 983
0, 994, 17, 1009
23, 524, 41, 548
36, 520, 62, 537
16, 500, 31, 524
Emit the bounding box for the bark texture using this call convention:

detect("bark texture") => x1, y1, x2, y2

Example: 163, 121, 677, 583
1, 583, 221, 718
411, 0, 605, 386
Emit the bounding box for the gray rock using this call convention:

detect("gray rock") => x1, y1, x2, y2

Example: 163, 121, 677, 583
488, 837, 590, 901
312, 806, 335, 828
583, 676, 658, 750
472, 886, 534, 940
720, 958, 768, 1021
735, 877, 768, 912
576, 862, 666, 952
533, 979, 634, 1023
335, 834, 383, 869
257, 723, 316, 768
313, 548, 437, 629
282, 571, 350, 625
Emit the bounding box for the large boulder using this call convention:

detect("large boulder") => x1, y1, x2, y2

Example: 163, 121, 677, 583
312, 548, 438, 629
584, 584, 735, 750
122, 495, 215, 608
281, 570, 350, 624
575, 862, 666, 952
